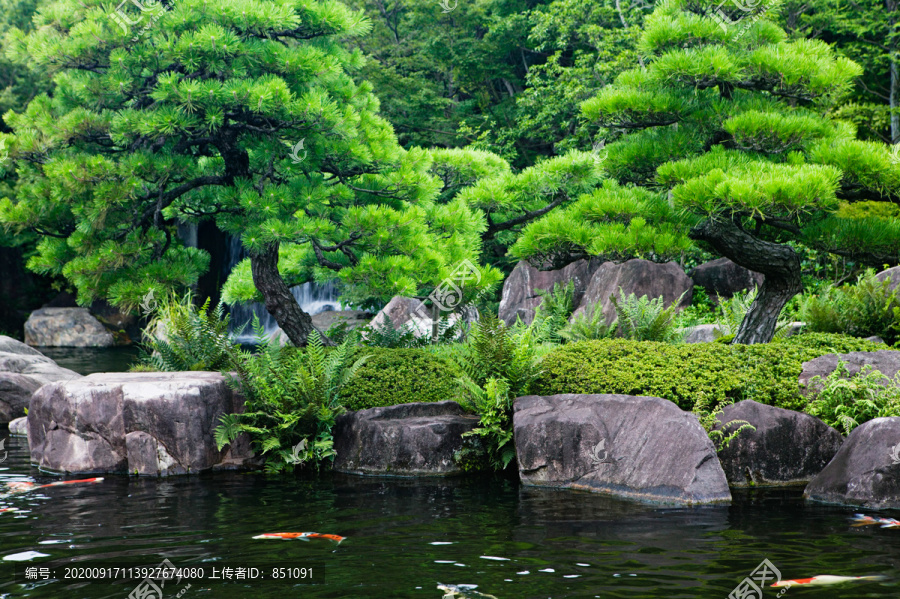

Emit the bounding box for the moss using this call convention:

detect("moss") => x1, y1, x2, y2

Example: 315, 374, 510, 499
339, 347, 462, 411
534, 333, 884, 412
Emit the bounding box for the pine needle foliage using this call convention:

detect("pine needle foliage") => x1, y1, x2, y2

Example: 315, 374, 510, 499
215, 319, 369, 473
135, 292, 238, 372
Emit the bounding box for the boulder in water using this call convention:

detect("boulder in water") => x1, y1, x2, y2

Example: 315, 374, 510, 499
24, 308, 115, 347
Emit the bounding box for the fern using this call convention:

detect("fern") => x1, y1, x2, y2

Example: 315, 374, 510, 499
802, 269, 900, 344
805, 362, 900, 434
611, 288, 687, 343
693, 395, 756, 451
717, 288, 791, 340
559, 302, 617, 342
215, 318, 369, 473
530, 281, 576, 343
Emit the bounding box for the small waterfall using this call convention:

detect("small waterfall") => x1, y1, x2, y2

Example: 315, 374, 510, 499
222, 236, 342, 341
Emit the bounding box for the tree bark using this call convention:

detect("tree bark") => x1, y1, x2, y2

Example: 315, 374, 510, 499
690, 218, 802, 344
250, 242, 331, 347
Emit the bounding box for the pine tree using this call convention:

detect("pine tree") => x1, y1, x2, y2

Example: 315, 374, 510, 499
511, 0, 900, 343
0, 0, 499, 345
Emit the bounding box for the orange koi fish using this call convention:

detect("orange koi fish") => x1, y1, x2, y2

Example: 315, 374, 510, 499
6, 477, 104, 493
772, 575, 886, 588
850, 513, 900, 528
252, 532, 345, 543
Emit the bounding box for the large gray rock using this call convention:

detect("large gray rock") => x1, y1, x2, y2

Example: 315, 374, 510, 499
683, 324, 725, 344
332, 401, 479, 476
688, 258, 763, 300
572, 260, 693, 323
24, 308, 115, 347
498, 259, 600, 326
368, 296, 431, 337
513, 394, 731, 505
27, 372, 254, 475
311, 309, 372, 332
800, 350, 900, 391
7, 416, 27, 436
876, 265, 900, 294
715, 400, 843, 486
0, 335, 81, 423
804, 417, 900, 508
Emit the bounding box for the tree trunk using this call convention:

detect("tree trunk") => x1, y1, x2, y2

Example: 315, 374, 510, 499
250, 242, 331, 347
690, 218, 802, 344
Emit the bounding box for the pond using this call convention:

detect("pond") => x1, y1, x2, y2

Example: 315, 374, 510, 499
0, 432, 899, 598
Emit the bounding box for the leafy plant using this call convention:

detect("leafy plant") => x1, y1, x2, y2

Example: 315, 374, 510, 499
134, 292, 239, 372
802, 269, 900, 345
359, 314, 428, 349
456, 377, 517, 472
805, 362, 900, 435
692, 395, 755, 452
530, 281, 576, 343
215, 320, 368, 473
611, 289, 686, 343
559, 302, 617, 342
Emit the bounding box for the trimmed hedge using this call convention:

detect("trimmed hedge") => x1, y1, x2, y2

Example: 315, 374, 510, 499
339, 348, 462, 411
533, 333, 885, 412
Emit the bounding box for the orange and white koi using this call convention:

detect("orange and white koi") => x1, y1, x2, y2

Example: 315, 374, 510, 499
850, 513, 900, 528
772, 575, 886, 588
5, 477, 104, 493
252, 532, 345, 543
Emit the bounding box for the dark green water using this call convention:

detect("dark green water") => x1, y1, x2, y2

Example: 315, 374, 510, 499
35, 347, 141, 376
0, 431, 899, 599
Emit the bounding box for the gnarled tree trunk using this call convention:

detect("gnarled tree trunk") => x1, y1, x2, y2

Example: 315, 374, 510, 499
250, 242, 331, 347
690, 218, 802, 344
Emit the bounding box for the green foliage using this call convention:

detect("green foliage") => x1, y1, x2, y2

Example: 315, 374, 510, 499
528, 281, 577, 344
216, 322, 367, 473
455, 377, 517, 472
534, 334, 885, 412
693, 395, 755, 452
611, 289, 686, 343
134, 293, 238, 372
559, 302, 617, 342
358, 314, 427, 349
805, 362, 900, 434
715, 288, 790, 339
801, 269, 900, 344
338, 348, 461, 412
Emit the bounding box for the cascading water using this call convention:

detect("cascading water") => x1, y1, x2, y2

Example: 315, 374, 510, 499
220, 235, 342, 341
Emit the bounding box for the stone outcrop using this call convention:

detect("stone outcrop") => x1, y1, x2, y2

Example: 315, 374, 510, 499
27, 372, 255, 475
513, 394, 731, 505
688, 258, 763, 300
332, 401, 479, 476
804, 417, 900, 508
8, 416, 27, 436
800, 350, 900, 391
24, 308, 115, 347
715, 400, 843, 486
368, 296, 432, 337
683, 324, 725, 344
0, 335, 81, 423
572, 260, 693, 323
498, 259, 600, 326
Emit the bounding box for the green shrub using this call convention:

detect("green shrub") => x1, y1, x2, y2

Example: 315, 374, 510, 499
805, 362, 900, 434
534, 334, 885, 412
134, 292, 239, 372
215, 326, 367, 473
802, 269, 900, 345
339, 348, 462, 411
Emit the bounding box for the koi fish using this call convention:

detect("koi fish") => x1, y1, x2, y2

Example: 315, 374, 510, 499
437, 583, 498, 599
252, 532, 345, 543
6, 477, 104, 493
850, 513, 900, 528
0, 507, 16, 513
772, 575, 886, 587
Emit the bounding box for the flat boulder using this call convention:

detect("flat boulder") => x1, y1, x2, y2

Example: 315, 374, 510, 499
332, 401, 479, 476
513, 394, 731, 505
800, 350, 900, 391
25, 307, 115, 347
572, 260, 693, 323
0, 335, 81, 424
804, 417, 900, 508
688, 258, 763, 300
498, 259, 600, 326
715, 400, 843, 486
27, 372, 254, 475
